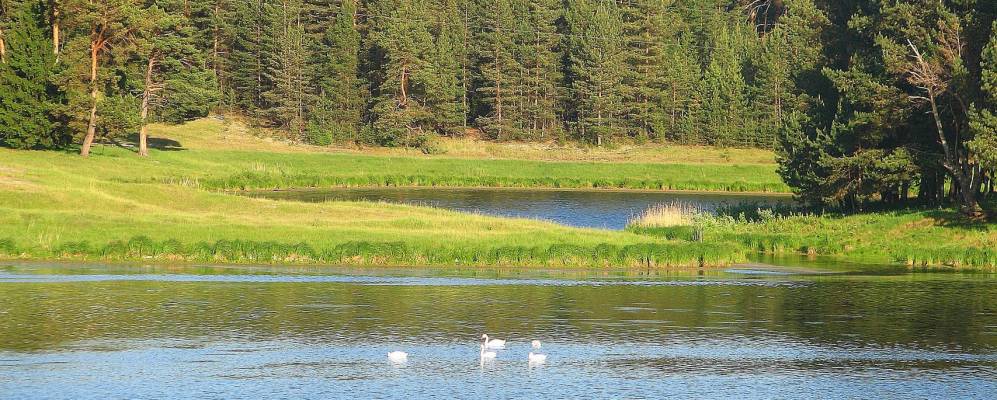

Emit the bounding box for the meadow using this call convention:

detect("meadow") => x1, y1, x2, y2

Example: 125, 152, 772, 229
0, 118, 767, 268
4, 118, 990, 270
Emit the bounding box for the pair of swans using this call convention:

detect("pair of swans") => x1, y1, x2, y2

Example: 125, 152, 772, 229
388, 334, 547, 364
480, 334, 547, 365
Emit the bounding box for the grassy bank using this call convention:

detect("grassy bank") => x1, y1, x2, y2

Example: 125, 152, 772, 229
133, 119, 788, 193
0, 119, 766, 268
627, 204, 997, 270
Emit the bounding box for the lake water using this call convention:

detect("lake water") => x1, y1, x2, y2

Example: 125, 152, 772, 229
243, 187, 790, 229
2, 264, 996, 399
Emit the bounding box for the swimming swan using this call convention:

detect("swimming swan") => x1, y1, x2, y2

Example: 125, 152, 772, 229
528, 352, 547, 364
531, 340, 541, 349
481, 334, 506, 349
387, 351, 408, 363
480, 344, 497, 361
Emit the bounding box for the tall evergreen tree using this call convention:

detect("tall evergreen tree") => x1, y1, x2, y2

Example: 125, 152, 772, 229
135, 0, 219, 156
61, 0, 151, 156
473, 0, 523, 139
307, 0, 363, 145
699, 11, 753, 147
425, 0, 466, 136
565, 0, 627, 145
366, 0, 436, 145
0, 0, 64, 149
519, 0, 562, 139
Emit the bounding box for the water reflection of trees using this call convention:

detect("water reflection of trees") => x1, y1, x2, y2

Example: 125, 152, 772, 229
1, 278, 994, 352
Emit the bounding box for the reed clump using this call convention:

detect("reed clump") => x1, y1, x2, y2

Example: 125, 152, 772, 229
626, 202, 705, 241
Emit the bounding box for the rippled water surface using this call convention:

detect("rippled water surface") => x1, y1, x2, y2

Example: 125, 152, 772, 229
2, 264, 996, 399
243, 187, 790, 229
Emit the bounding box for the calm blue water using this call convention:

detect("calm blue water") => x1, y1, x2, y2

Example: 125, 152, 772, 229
1, 265, 996, 399
243, 187, 790, 229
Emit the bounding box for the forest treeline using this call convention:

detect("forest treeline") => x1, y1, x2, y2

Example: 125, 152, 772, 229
0, 0, 995, 215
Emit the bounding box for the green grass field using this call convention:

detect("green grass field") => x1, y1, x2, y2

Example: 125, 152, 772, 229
5, 118, 989, 270
109, 120, 788, 193
628, 205, 997, 270
0, 119, 768, 268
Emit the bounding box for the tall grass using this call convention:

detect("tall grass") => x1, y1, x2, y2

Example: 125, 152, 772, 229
625, 202, 704, 241
25, 236, 746, 268
175, 170, 789, 193
693, 207, 996, 270
628, 202, 702, 228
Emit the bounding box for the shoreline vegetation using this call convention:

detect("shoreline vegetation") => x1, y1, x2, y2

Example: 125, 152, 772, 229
627, 202, 996, 270
0, 119, 993, 271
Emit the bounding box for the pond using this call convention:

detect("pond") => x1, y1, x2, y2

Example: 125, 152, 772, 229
242, 187, 790, 229
2, 264, 996, 398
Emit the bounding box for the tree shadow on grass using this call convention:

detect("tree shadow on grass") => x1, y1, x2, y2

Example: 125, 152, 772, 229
111, 133, 186, 152
923, 208, 995, 230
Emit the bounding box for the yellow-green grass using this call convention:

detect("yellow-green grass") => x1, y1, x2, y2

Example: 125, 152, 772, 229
171, 116, 778, 165
114, 119, 786, 193
691, 209, 997, 270
0, 123, 752, 268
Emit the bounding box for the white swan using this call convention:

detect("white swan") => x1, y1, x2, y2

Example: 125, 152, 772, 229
481, 334, 506, 349
528, 352, 547, 364
480, 344, 497, 361
387, 351, 408, 363
531, 340, 542, 349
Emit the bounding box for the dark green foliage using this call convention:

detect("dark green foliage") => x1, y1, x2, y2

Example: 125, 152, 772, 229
0, 1, 64, 149
0, 238, 17, 255
563, 0, 626, 144
307, 0, 364, 144
775, 0, 995, 214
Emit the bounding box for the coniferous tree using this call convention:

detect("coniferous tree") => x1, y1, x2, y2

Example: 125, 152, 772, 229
473, 0, 522, 139
618, 0, 672, 140
519, 0, 562, 140
0, 0, 64, 149
307, 0, 363, 145
699, 12, 753, 147
565, 0, 626, 145
135, 0, 219, 156
226, 0, 269, 114
61, 0, 151, 156
425, 0, 466, 136
366, 0, 436, 145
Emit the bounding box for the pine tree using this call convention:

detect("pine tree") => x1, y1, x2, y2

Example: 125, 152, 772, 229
366, 0, 436, 146
226, 0, 270, 114
307, 0, 363, 145
618, 0, 671, 140
61, 0, 151, 156
518, 0, 562, 140
424, 0, 466, 136
136, 0, 219, 156
261, 0, 310, 136
699, 12, 752, 147
0, 0, 64, 149
565, 0, 627, 145
473, 0, 523, 139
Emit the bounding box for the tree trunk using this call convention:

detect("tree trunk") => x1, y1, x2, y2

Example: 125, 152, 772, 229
81, 38, 101, 157
138, 56, 156, 157
0, 27, 6, 64
926, 88, 983, 217
52, 4, 60, 55
494, 48, 502, 139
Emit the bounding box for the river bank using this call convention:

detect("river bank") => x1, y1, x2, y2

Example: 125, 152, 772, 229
1, 118, 992, 270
